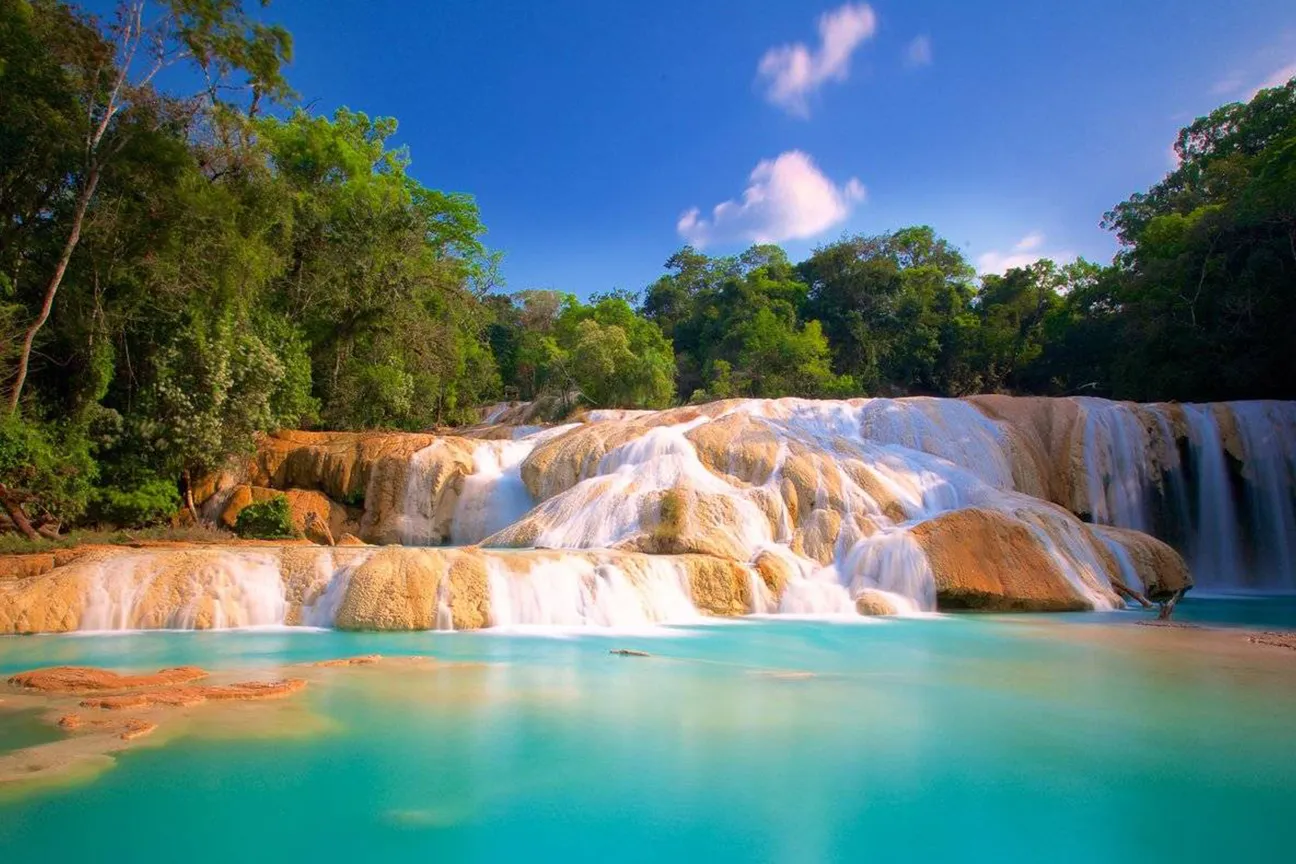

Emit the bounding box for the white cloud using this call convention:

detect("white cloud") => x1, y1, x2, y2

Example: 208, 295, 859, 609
976, 232, 1075, 275
677, 151, 865, 248
905, 35, 933, 68
757, 4, 878, 117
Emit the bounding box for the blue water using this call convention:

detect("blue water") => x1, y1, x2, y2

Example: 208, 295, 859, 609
2, 609, 1294, 862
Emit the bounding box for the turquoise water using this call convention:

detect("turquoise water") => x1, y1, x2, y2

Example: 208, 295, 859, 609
2, 610, 1295, 862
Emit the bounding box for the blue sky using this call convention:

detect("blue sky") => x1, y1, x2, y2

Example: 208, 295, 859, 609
103, 1, 1296, 295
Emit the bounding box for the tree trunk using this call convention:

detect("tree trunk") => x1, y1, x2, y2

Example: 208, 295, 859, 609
1157, 588, 1185, 620
182, 470, 200, 526
8, 167, 100, 413
0, 483, 41, 542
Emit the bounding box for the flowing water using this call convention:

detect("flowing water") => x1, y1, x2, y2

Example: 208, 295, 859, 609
2, 610, 1294, 862
1066, 399, 1296, 593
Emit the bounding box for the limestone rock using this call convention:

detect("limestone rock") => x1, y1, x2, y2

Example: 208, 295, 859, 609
854, 589, 901, 616
913, 507, 1091, 611
0, 553, 55, 581
9, 665, 207, 693
1094, 525, 1192, 600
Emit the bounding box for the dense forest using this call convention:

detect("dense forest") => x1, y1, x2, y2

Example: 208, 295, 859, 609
2, 0, 1294, 536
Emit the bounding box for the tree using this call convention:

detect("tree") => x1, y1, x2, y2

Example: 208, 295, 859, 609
800, 226, 976, 394
4, 0, 292, 412
1101, 77, 1296, 400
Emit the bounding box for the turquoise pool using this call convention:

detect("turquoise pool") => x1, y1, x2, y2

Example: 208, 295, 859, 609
2, 604, 1294, 862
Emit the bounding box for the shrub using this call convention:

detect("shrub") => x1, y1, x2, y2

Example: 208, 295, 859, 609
89, 478, 181, 528
233, 495, 298, 539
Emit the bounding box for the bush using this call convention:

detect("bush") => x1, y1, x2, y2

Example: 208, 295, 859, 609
90, 478, 181, 528
233, 495, 298, 539
0, 413, 96, 525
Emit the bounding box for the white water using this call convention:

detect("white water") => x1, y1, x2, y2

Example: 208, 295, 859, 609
1074, 399, 1296, 593
1229, 402, 1296, 591
398, 442, 448, 545
1182, 405, 1248, 590
1079, 398, 1155, 532
838, 529, 937, 612
80, 551, 286, 630
22, 396, 1296, 635
484, 555, 699, 628
452, 440, 535, 544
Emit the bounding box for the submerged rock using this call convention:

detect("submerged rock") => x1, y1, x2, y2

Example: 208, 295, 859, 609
9, 665, 208, 693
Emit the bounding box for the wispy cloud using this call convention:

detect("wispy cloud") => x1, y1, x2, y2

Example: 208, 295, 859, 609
976, 232, 1075, 275
757, 4, 878, 117
1252, 61, 1296, 96
1208, 59, 1295, 100
905, 35, 932, 69
1209, 72, 1244, 96
677, 151, 865, 248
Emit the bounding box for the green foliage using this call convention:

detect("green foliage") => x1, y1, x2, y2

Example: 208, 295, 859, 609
0, 413, 96, 524
1100, 77, 1296, 400
233, 495, 297, 539
89, 477, 180, 528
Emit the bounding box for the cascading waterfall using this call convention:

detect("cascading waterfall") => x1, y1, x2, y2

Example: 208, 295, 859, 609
451, 440, 535, 545
80, 551, 286, 631
1181, 405, 1248, 590
484, 555, 699, 628
1229, 402, 1296, 591
1079, 398, 1155, 532
15, 395, 1296, 636
838, 530, 936, 612
398, 442, 447, 545
1075, 399, 1296, 593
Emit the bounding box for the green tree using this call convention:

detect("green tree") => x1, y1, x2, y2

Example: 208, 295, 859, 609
3, 0, 292, 413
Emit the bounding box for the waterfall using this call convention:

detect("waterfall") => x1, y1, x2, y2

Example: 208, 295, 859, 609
839, 529, 937, 612
452, 440, 535, 545
1181, 405, 1248, 591
398, 442, 446, 545
80, 551, 287, 631
1229, 402, 1296, 592
1074, 399, 1296, 594
1079, 398, 1155, 531
484, 554, 699, 628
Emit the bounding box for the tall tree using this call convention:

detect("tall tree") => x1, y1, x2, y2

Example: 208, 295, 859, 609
4, 0, 291, 412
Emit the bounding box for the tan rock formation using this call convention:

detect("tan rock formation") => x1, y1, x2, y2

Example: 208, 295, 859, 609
1094, 525, 1192, 601
57, 713, 158, 741
967, 395, 1079, 504
9, 665, 208, 693
854, 589, 901, 616
0, 553, 55, 581
447, 552, 490, 630
752, 550, 793, 604
333, 547, 445, 631
913, 507, 1092, 611
79, 678, 306, 710
681, 555, 753, 616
